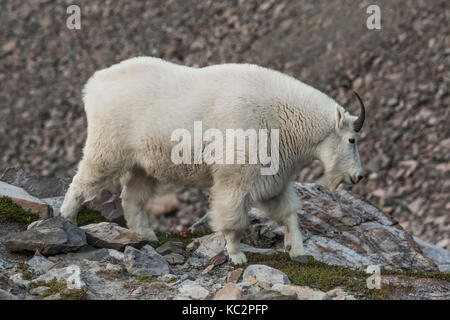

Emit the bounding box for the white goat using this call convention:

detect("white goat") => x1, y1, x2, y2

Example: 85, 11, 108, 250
60, 57, 365, 264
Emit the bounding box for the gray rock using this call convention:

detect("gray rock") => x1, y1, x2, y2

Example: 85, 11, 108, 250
29, 286, 49, 296
272, 284, 327, 300
156, 241, 185, 256
124, 245, 171, 276
27, 255, 55, 275
33, 264, 86, 289
164, 253, 186, 265
81, 222, 150, 251
194, 233, 226, 259
178, 280, 210, 299
0, 288, 19, 300
413, 236, 450, 272
5, 216, 87, 255
0, 168, 70, 198
242, 183, 438, 271
245, 289, 297, 300
242, 264, 291, 287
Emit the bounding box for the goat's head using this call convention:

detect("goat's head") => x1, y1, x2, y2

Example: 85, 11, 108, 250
317, 92, 366, 192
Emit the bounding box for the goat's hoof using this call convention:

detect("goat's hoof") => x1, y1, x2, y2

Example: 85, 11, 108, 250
139, 228, 159, 247
230, 252, 247, 265
291, 255, 310, 264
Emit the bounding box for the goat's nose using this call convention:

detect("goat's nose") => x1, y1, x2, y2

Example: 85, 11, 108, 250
357, 175, 363, 182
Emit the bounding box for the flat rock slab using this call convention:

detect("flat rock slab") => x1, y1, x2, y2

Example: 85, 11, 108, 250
81, 222, 150, 251
124, 245, 171, 276
0, 181, 52, 218
5, 216, 87, 255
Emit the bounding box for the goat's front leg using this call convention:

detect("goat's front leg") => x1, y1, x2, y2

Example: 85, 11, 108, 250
208, 180, 250, 264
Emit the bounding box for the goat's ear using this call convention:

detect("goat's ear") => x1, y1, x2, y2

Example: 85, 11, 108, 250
335, 107, 344, 130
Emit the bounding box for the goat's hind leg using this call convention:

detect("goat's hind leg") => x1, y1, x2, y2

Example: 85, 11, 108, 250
61, 158, 113, 224
121, 168, 158, 245
256, 185, 307, 262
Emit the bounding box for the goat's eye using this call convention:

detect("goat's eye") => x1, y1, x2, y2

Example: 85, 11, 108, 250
349, 138, 355, 144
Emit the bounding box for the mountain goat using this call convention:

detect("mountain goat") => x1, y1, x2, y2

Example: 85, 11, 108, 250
60, 57, 366, 264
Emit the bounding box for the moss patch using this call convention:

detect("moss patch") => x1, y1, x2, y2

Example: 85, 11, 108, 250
30, 278, 87, 300
76, 206, 107, 226
134, 275, 157, 282
244, 252, 449, 300
0, 196, 40, 228
96, 268, 126, 281
156, 230, 211, 248
17, 262, 34, 280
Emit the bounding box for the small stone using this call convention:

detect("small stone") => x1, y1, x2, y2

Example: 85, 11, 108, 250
245, 289, 297, 300
160, 274, 178, 283
214, 283, 242, 300
42, 293, 61, 300
0, 288, 18, 300
124, 245, 171, 276
226, 268, 243, 283
243, 265, 290, 287
178, 280, 209, 299
81, 222, 150, 250
2, 39, 16, 53
26, 255, 55, 275
273, 284, 326, 300
156, 241, 185, 256
194, 233, 226, 258
29, 286, 49, 296
164, 252, 186, 265
10, 273, 30, 288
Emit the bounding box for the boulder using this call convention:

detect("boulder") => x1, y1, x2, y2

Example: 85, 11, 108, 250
5, 216, 87, 255
124, 245, 171, 276
0, 181, 52, 218
241, 183, 438, 271
81, 222, 150, 251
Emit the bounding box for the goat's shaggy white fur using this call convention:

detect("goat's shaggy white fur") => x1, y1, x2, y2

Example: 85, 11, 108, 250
61, 57, 364, 263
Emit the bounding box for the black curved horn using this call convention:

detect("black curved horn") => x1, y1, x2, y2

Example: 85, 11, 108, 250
353, 91, 365, 132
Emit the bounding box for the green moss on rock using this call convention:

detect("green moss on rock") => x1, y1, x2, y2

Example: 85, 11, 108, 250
244, 252, 449, 300
76, 206, 107, 226
0, 196, 40, 228
30, 278, 87, 300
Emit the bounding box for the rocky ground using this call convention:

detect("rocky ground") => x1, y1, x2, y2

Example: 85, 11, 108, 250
0, 2, 449, 248
0, 170, 449, 300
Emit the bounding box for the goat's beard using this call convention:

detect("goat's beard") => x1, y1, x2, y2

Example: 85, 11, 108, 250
325, 172, 343, 193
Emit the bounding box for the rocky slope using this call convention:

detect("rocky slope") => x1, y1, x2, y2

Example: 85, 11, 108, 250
0, 170, 448, 300
0, 0, 448, 249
